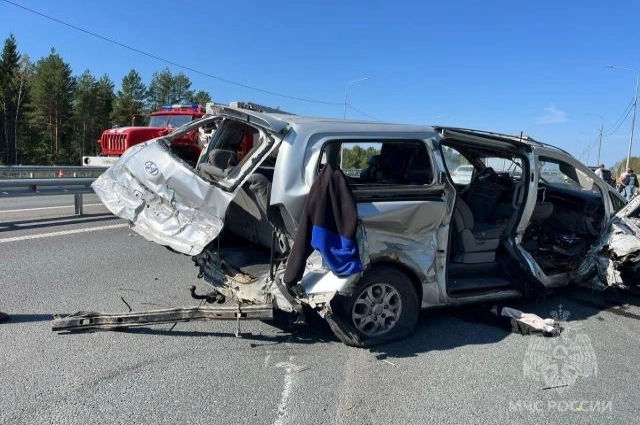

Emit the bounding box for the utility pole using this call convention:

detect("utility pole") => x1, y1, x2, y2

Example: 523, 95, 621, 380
597, 122, 604, 165
607, 65, 638, 169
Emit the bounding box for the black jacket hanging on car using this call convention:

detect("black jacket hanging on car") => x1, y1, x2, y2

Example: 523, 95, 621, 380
283, 163, 363, 286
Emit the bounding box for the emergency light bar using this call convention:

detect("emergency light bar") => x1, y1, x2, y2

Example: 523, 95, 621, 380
162, 103, 200, 110
229, 101, 294, 115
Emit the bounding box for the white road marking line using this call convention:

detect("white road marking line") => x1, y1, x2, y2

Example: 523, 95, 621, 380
274, 356, 299, 425
0, 203, 104, 214
0, 223, 129, 243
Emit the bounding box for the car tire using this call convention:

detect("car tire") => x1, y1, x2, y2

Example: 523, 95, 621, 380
327, 266, 419, 347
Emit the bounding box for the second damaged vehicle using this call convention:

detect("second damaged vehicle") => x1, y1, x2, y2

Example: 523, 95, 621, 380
91, 106, 633, 347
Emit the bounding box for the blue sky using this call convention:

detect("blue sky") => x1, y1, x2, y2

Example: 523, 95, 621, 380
2, 0, 640, 168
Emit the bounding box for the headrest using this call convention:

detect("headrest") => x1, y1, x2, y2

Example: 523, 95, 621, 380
368, 154, 385, 166
208, 149, 237, 169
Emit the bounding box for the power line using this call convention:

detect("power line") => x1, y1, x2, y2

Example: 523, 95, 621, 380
346, 103, 380, 121
605, 97, 634, 136
605, 99, 634, 137
1, 0, 342, 106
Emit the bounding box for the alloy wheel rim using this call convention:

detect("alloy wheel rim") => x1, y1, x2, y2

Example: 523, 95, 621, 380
351, 283, 402, 336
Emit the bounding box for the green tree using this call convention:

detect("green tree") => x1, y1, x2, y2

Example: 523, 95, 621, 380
170, 72, 193, 104
147, 68, 194, 109
72, 70, 97, 161
192, 90, 212, 107
28, 48, 75, 164
13, 54, 34, 164
147, 68, 174, 110
341, 145, 380, 170
92, 74, 115, 154
612, 157, 640, 182
71, 71, 116, 161
111, 69, 146, 127
0, 34, 20, 164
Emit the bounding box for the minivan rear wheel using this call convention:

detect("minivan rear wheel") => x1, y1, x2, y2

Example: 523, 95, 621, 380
327, 267, 419, 347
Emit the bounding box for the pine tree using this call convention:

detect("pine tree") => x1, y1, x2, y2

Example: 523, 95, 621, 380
0, 34, 20, 164
92, 74, 115, 155
111, 69, 146, 127
192, 90, 212, 107
71, 70, 97, 161
170, 72, 194, 104
13, 54, 33, 164
147, 68, 174, 111
148, 68, 195, 109
28, 48, 75, 164
70, 71, 116, 161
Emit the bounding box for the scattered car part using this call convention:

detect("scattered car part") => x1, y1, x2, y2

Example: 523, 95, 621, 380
51, 304, 273, 332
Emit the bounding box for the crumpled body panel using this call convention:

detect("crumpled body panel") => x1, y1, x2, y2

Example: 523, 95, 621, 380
92, 140, 233, 255
595, 218, 640, 287
199, 201, 444, 307
608, 221, 640, 258
294, 201, 443, 300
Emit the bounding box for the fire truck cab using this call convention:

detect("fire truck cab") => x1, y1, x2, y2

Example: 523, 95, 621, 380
83, 104, 208, 167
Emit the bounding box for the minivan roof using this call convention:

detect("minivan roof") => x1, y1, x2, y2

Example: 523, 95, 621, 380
218, 105, 436, 135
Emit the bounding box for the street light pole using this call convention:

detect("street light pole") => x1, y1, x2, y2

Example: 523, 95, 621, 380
343, 77, 369, 119
607, 65, 639, 169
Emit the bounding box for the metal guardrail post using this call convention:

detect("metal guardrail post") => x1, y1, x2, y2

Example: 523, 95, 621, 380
0, 178, 96, 215
0, 168, 107, 216
74, 194, 83, 215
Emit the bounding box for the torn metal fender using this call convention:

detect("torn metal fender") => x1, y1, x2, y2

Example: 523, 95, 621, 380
608, 221, 640, 258
596, 219, 640, 287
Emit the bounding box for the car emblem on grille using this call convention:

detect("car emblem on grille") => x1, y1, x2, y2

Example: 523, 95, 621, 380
144, 161, 159, 176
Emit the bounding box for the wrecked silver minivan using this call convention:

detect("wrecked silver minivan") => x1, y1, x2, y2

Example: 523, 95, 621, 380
92, 105, 634, 347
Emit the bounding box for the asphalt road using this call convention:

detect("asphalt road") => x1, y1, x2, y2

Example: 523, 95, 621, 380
1, 197, 640, 424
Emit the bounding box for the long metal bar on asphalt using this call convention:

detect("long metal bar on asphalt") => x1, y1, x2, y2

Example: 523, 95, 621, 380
51, 304, 275, 332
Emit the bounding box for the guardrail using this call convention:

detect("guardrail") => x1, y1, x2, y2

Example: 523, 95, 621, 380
0, 165, 107, 179
0, 177, 98, 215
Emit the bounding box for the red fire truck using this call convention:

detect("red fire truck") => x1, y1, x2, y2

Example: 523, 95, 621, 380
83, 101, 292, 167
82, 103, 208, 167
